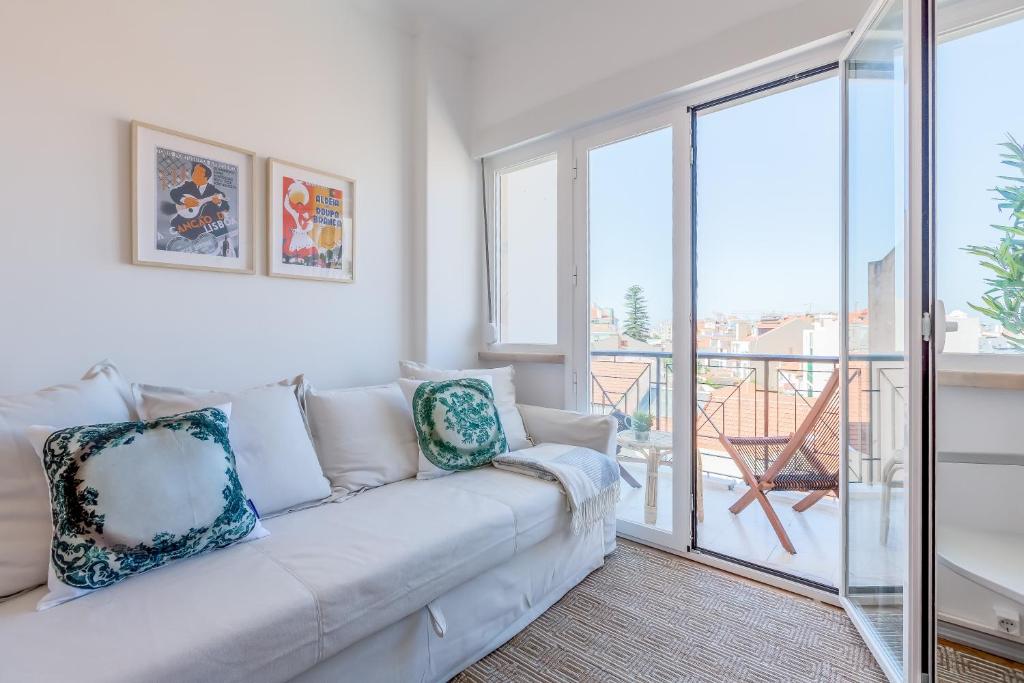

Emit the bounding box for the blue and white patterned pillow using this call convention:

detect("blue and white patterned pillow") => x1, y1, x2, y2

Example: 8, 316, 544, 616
399, 377, 508, 479
27, 404, 267, 610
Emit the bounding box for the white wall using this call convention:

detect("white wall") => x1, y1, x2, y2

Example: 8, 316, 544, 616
413, 32, 482, 368
471, 0, 871, 155
0, 0, 483, 395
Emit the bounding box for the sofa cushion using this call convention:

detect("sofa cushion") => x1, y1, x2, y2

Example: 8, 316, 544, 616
398, 376, 497, 481
0, 542, 320, 683
305, 383, 418, 494
0, 465, 573, 682
431, 466, 568, 550
399, 361, 532, 451
400, 378, 508, 475
0, 361, 136, 599
257, 473, 529, 656
27, 405, 268, 610
134, 380, 330, 517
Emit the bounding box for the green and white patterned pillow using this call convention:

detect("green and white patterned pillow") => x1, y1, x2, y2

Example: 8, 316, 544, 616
26, 404, 267, 610
399, 377, 508, 479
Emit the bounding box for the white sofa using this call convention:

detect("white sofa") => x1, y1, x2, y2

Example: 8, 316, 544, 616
0, 403, 617, 683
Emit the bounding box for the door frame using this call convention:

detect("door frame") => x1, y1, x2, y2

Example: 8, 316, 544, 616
566, 36, 851, 602
570, 107, 693, 553
686, 61, 840, 596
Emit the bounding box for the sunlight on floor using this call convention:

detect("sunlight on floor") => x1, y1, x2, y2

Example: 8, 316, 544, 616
617, 460, 905, 587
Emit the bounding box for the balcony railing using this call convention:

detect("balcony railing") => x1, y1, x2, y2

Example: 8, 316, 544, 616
590, 349, 905, 484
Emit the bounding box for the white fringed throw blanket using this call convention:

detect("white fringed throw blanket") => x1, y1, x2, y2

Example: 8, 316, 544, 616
493, 444, 620, 534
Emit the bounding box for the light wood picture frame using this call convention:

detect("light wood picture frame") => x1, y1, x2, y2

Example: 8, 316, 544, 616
131, 121, 255, 274
267, 158, 356, 283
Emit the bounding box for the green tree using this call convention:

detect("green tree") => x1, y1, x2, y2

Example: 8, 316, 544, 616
963, 134, 1024, 349
623, 285, 651, 342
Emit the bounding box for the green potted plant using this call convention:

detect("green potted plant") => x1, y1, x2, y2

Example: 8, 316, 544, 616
962, 133, 1024, 349
630, 411, 653, 441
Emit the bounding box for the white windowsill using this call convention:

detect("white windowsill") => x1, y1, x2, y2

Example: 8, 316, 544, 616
937, 353, 1024, 389
478, 350, 565, 364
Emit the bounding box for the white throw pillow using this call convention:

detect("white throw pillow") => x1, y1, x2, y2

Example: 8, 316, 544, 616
0, 361, 135, 599
133, 379, 330, 517
27, 404, 268, 610
398, 361, 532, 451
305, 383, 418, 494
398, 376, 504, 480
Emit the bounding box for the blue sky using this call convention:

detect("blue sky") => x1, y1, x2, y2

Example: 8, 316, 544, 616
588, 15, 1024, 326
589, 127, 674, 324
936, 17, 1024, 317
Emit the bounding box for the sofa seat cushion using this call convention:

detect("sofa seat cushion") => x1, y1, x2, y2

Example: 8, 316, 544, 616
0, 463, 572, 682
429, 466, 569, 551
257, 473, 537, 656
0, 542, 321, 683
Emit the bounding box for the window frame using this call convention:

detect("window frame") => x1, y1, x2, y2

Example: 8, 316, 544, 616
483, 137, 573, 354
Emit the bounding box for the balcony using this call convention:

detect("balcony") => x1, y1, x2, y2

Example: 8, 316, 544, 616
591, 349, 906, 587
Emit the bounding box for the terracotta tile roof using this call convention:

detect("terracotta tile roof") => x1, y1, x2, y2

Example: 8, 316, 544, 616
590, 360, 650, 408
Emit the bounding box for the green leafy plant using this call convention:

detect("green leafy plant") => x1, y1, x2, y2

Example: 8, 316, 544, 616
630, 411, 653, 432
962, 134, 1024, 350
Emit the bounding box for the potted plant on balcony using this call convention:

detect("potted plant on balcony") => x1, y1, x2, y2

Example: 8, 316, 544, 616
962, 133, 1024, 349
630, 411, 653, 441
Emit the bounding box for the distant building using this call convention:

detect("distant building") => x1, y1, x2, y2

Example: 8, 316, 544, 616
750, 315, 813, 356
944, 310, 982, 353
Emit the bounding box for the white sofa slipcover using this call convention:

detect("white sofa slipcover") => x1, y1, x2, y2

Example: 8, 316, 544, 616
0, 406, 616, 683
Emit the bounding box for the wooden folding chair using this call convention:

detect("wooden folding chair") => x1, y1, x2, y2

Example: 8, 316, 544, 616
717, 370, 846, 555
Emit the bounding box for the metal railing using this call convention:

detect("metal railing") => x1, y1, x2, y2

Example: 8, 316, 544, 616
590, 349, 905, 484
591, 349, 672, 430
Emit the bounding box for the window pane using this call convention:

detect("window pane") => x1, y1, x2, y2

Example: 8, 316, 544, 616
587, 126, 673, 532
937, 11, 1024, 354
499, 157, 558, 344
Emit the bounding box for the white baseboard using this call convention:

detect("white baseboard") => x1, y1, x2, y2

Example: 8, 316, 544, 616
939, 615, 1024, 664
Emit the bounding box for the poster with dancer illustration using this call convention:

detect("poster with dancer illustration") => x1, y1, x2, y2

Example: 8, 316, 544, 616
268, 159, 355, 283
132, 122, 254, 273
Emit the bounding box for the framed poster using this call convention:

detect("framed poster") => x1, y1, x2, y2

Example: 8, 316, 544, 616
267, 158, 355, 283
132, 121, 255, 273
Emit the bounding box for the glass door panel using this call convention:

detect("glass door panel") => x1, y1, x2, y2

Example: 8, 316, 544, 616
690, 71, 841, 589
934, 0, 1024, 672
579, 123, 677, 544
841, 0, 933, 679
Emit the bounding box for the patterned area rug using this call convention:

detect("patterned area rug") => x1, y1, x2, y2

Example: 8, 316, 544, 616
939, 642, 1024, 683
454, 540, 1023, 682
455, 539, 886, 682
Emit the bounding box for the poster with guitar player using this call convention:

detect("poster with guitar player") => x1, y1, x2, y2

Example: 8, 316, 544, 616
267, 158, 355, 283
131, 122, 254, 273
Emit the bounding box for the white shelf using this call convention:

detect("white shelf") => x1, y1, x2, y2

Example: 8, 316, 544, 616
938, 524, 1024, 605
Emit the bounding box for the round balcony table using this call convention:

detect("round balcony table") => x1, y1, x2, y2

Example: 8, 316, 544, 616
616, 430, 674, 525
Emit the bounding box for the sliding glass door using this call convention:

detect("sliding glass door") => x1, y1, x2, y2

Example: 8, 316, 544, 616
841, 0, 935, 680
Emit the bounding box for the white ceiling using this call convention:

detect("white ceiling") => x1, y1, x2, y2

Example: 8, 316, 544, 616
377, 0, 541, 41
370, 0, 818, 53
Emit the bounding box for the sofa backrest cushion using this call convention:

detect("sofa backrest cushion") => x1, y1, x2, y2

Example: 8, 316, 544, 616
0, 361, 136, 599
305, 383, 418, 494
398, 362, 532, 451
27, 404, 268, 610
133, 379, 330, 517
